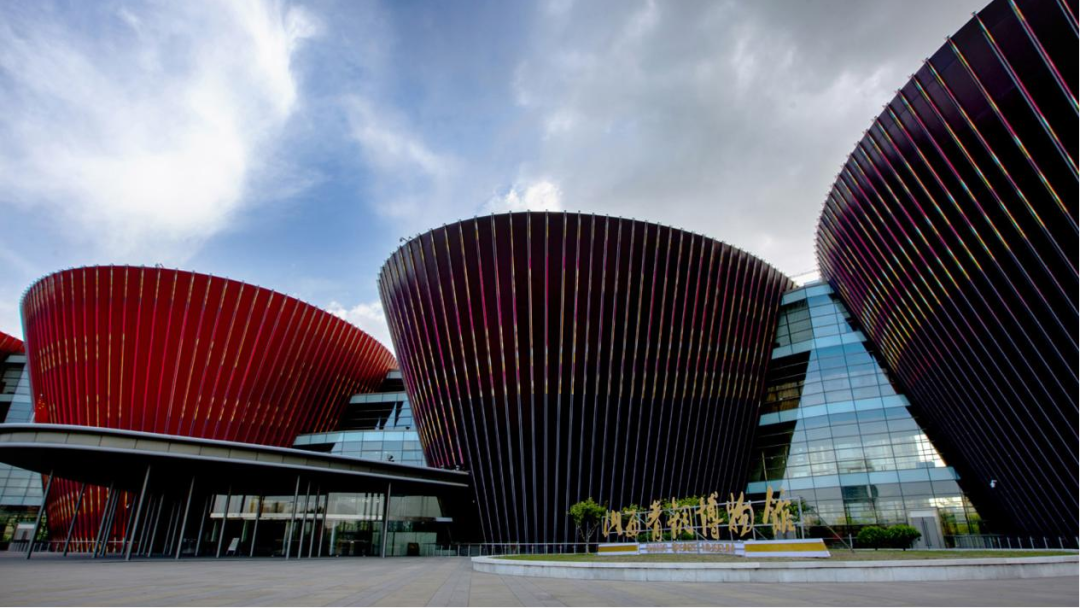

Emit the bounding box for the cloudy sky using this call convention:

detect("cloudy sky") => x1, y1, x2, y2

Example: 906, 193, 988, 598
0, 0, 985, 348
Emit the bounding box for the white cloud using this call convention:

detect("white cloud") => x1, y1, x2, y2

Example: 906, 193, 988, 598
0, 243, 40, 336
488, 180, 563, 213
508, 0, 986, 276
0, 0, 318, 262
542, 110, 578, 139
326, 299, 395, 353
544, 0, 576, 17
346, 97, 452, 180
344, 95, 458, 221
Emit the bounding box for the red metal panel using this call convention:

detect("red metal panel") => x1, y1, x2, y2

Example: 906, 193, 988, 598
0, 330, 23, 356
21, 266, 397, 545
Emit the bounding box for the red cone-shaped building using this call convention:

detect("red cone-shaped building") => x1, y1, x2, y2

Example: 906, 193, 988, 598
21, 266, 396, 546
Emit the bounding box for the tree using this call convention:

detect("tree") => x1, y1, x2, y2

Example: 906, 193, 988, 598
885, 525, 922, 550
568, 498, 607, 547
856, 525, 887, 549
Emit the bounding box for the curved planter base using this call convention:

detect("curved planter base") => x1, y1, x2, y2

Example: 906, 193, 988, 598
472, 555, 1079, 583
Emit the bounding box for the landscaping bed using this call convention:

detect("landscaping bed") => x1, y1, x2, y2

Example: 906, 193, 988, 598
498, 550, 1075, 563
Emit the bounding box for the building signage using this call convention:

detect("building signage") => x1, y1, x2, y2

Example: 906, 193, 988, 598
601, 486, 796, 543
597, 485, 829, 558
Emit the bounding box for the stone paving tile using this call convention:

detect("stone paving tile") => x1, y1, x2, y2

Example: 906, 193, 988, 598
0, 555, 1076, 606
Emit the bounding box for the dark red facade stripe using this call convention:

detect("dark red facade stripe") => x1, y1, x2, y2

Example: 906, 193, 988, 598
379, 212, 793, 544
816, 0, 1077, 538
20, 265, 396, 544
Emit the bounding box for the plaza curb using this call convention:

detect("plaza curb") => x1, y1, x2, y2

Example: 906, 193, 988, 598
471, 555, 1080, 583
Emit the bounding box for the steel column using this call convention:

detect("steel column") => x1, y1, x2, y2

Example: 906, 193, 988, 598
92, 483, 116, 558
147, 495, 166, 556
307, 486, 319, 558
317, 493, 328, 558
25, 470, 53, 559
175, 477, 196, 560
297, 480, 311, 559
285, 476, 300, 559
380, 482, 391, 558
93, 489, 116, 558
250, 496, 263, 558
236, 494, 247, 556
163, 501, 180, 556
135, 495, 156, 557
216, 487, 232, 558
166, 500, 182, 556
125, 465, 152, 561
120, 493, 140, 556
97, 490, 122, 557
61, 482, 88, 556
194, 496, 210, 557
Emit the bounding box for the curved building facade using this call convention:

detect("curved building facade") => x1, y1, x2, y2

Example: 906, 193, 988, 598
379, 212, 793, 543
21, 266, 396, 545
816, 0, 1077, 537
0, 330, 23, 357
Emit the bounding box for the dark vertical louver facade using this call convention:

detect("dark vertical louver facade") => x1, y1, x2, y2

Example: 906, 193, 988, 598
379, 212, 793, 543
21, 266, 396, 545
817, 0, 1077, 537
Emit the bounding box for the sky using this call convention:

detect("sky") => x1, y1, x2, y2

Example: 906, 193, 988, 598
0, 0, 986, 349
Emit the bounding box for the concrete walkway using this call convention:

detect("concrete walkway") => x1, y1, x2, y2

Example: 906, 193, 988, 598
0, 555, 1076, 606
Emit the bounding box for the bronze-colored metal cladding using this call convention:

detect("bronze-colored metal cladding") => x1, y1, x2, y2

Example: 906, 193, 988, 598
380, 212, 793, 543
817, 0, 1078, 537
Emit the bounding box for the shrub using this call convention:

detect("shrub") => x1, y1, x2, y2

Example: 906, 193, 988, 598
856, 525, 887, 549
885, 524, 922, 550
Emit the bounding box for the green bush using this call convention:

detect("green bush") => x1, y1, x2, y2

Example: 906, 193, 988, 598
885, 524, 922, 550
856, 525, 887, 549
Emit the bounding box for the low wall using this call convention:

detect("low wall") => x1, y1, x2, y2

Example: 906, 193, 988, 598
472, 555, 1079, 583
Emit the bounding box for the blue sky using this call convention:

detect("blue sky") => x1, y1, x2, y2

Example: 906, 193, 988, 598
0, 0, 984, 348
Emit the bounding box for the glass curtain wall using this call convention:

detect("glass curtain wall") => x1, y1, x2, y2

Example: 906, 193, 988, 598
293, 371, 427, 466
746, 282, 982, 541
0, 354, 43, 544
204, 492, 451, 557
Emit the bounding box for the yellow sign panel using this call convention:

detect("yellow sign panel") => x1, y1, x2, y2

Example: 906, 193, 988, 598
596, 539, 830, 558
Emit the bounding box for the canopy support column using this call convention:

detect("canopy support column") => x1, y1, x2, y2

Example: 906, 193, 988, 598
62, 482, 87, 556
380, 482, 392, 558
216, 486, 232, 558
175, 477, 196, 560
194, 495, 210, 557
25, 470, 53, 559
250, 496, 263, 558
285, 476, 300, 559
124, 465, 152, 561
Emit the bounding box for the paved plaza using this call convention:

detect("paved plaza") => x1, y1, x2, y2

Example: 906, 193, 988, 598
0, 555, 1077, 606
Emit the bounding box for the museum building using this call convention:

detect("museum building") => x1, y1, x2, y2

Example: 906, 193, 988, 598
0, 0, 1075, 555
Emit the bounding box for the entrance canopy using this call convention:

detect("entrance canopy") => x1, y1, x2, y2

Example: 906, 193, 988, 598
0, 424, 470, 497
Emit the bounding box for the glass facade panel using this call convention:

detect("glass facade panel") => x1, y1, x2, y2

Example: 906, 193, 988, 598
293, 373, 427, 467
748, 282, 982, 539
204, 491, 452, 557
0, 353, 44, 543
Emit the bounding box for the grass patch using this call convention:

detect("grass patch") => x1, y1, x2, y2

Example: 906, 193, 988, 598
498, 550, 1076, 563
